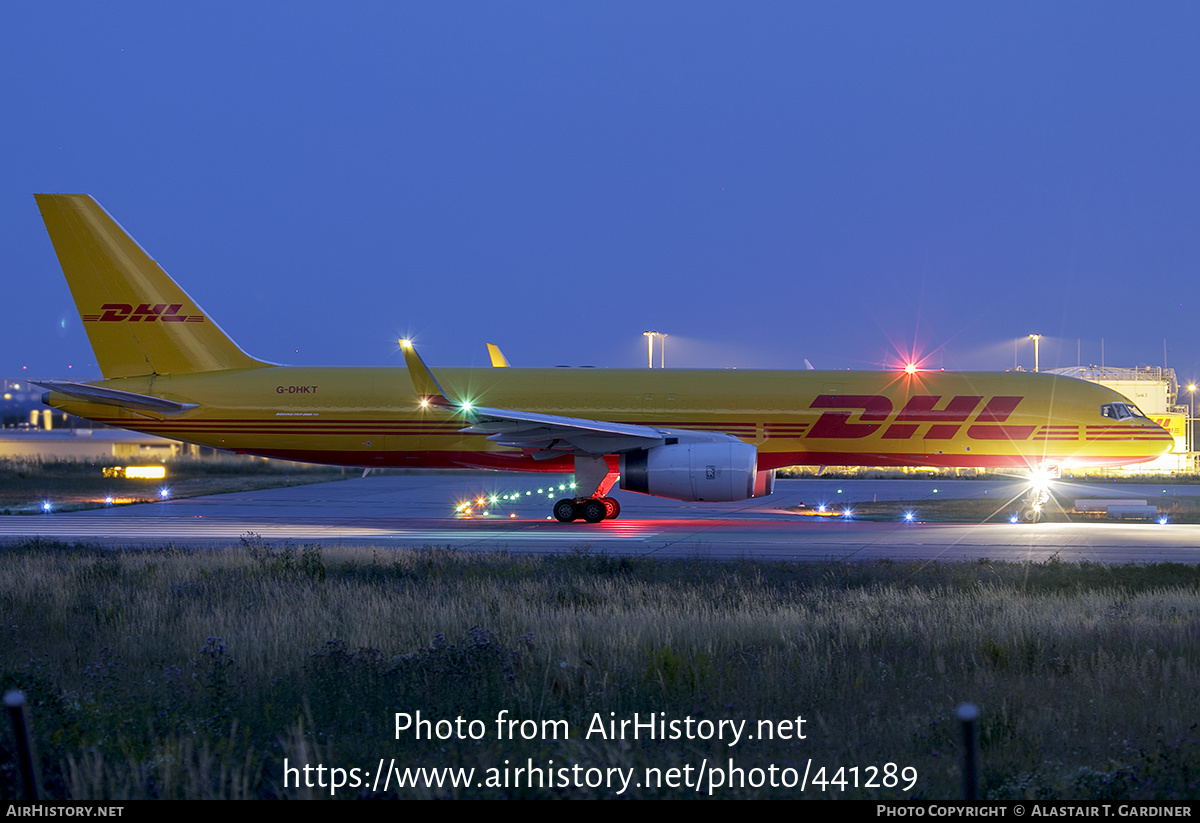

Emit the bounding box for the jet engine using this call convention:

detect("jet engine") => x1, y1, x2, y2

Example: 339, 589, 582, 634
619, 442, 762, 502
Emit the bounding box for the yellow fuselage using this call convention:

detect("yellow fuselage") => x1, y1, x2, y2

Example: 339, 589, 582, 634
45, 366, 1174, 472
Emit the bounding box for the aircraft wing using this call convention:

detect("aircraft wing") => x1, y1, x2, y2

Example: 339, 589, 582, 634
399, 340, 736, 457
455, 404, 746, 459
32, 380, 198, 414
458, 405, 667, 457
461, 406, 660, 440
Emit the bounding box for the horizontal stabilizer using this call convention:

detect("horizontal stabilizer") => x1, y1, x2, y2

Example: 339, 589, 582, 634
33, 380, 198, 414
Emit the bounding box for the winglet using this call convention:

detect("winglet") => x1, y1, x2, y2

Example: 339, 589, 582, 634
486, 343, 510, 368
399, 339, 450, 408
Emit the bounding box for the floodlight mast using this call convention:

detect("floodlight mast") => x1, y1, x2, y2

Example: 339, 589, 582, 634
1189, 384, 1196, 465
643, 331, 656, 368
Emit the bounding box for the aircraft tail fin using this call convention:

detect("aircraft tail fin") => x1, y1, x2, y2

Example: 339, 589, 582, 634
486, 343, 510, 367
36, 194, 269, 379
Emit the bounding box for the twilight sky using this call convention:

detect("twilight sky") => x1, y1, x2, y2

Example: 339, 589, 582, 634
4, 2, 1200, 383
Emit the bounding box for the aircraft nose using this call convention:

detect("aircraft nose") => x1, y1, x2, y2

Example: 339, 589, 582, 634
1146, 419, 1176, 457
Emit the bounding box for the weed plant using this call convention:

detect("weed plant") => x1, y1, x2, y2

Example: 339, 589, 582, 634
0, 537, 1197, 799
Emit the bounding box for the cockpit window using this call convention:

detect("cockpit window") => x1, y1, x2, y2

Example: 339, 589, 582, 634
1101, 402, 1149, 421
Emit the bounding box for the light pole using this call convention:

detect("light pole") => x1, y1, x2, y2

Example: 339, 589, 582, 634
1029, 334, 1041, 373
1189, 384, 1196, 470
643, 331, 658, 368
660, 333, 667, 368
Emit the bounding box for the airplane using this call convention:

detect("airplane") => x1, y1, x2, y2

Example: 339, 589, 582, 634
32, 194, 1175, 523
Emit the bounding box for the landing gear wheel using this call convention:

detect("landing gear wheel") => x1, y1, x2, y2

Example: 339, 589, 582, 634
600, 497, 621, 520
580, 499, 607, 523
553, 498, 579, 523
1019, 506, 1041, 524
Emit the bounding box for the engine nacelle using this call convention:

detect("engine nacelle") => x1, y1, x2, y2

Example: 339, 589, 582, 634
619, 442, 759, 502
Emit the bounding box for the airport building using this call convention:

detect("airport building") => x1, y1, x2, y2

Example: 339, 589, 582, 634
1, 378, 41, 421
0, 428, 197, 461
2, 377, 197, 460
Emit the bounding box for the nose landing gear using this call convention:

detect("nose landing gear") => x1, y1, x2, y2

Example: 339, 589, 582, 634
1018, 487, 1049, 523
1017, 468, 1056, 523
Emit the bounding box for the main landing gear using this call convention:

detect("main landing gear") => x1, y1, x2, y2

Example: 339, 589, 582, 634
553, 496, 621, 523
554, 455, 622, 523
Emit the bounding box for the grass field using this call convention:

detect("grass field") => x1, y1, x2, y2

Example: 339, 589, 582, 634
1, 538, 1197, 799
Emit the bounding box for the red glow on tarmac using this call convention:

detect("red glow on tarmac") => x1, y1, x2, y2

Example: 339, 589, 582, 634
444, 516, 863, 534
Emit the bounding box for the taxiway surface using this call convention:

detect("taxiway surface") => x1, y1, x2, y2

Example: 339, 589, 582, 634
3, 474, 1199, 562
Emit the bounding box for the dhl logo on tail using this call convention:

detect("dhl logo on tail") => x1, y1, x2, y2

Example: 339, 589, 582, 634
82, 303, 206, 323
